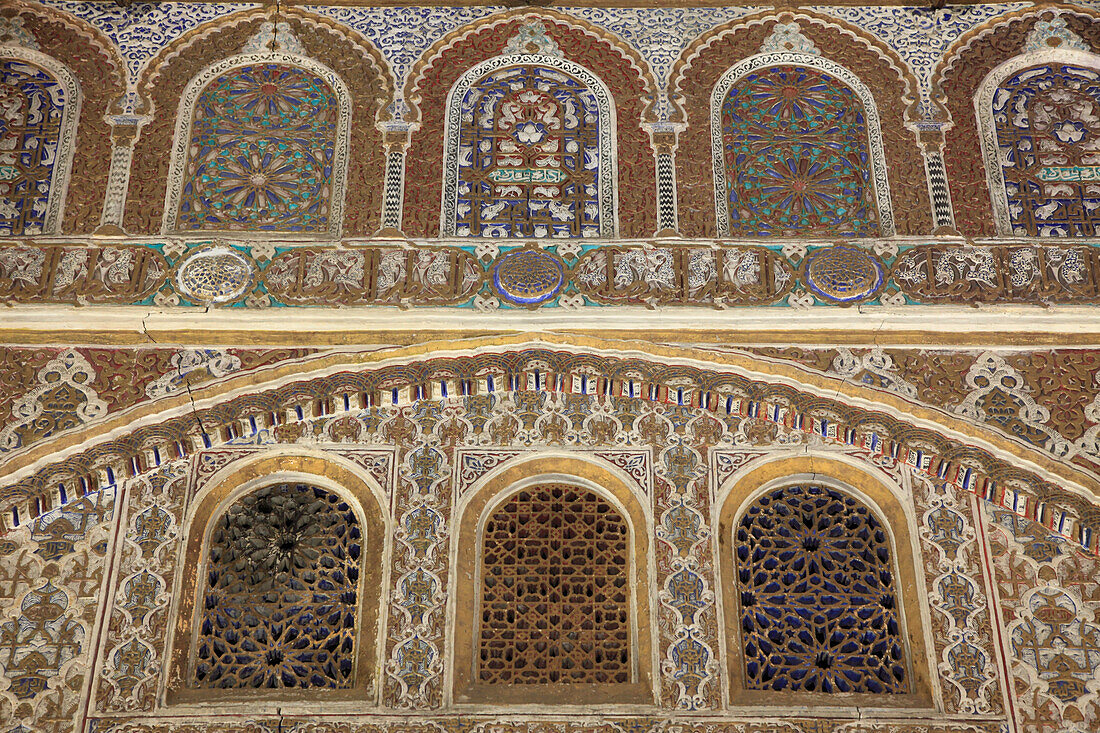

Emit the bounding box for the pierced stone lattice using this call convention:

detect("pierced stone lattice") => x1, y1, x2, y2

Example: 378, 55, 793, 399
479, 484, 630, 684
0, 59, 66, 236
720, 65, 879, 237
195, 483, 361, 689
993, 62, 1100, 237
736, 484, 908, 694
454, 64, 602, 238
177, 64, 339, 233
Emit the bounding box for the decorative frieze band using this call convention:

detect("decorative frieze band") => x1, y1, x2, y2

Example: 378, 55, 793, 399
4, 239, 1100, 308
2, 349, 1098, 558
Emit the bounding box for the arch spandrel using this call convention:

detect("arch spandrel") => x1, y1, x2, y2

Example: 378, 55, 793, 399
400, 11, 658, 239
126, 8, 393, 237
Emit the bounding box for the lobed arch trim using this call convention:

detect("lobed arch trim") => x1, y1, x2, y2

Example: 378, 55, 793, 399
446, 453, 657, 706
11, 0, 125, 109
974, 46, 1100, 236
165, 449, 391, 706
708, 51, 895, 237
161, 51, 353, 238
404, 8, 660, 126
714, 452, 938, 708
930, 3, 1100, 126
668, 10, 919, 125
134, 7, 394, 121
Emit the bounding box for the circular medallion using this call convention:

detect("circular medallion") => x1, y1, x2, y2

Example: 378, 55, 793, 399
804, 246, 884, 303
175, 247, 254, 304
491, 248, 565, 306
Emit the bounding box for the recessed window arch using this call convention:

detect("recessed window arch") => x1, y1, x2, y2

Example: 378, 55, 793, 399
0, 47, 80, 236
164, 53, 351, 237
710, 53, 894, 238
167, 454, 386, 704
451, 456, 653, 705
441, 55, 617, 239
717, 455, 933, 707
977, 48, 1100, 237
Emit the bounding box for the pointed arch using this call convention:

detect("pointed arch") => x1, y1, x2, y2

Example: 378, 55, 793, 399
669, 11, 929, 238
401, 11, 658, 238
932, 5, 1100, 236
3, 1, 124, 234
128, 8, 393, 236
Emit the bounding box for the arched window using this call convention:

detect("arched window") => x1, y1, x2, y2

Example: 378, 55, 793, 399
710, 56, 892, 237
442, 57, 616, 238
167, 455, 385, 704
735, 484, 906, 694
452, 457, 653, 705
165, 56, 350, 236
718, 457, 934, 707
979, 53, 1100, 236
194, 482, 361, 689
479, 483, 629, 684
0, 50, 79, 236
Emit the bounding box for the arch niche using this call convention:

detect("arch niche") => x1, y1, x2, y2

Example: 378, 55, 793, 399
166, 451, 389, 705
448, 454, 656, 706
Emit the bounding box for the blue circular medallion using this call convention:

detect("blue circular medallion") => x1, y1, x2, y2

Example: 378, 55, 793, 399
804, 246, 884, 303
491, 249, 565, 306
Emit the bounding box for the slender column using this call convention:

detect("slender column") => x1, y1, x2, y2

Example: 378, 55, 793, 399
378, 124, 413, 236
918, 126, 957, 234
96, 116, 144, 236
646, 125, 681, 237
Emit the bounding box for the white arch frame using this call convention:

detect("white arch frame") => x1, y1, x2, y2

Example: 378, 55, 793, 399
0, 46, 81, 235
163, 53, 352, 239
440, 54, 619, 239
709, 52, 894, 238
976, 47, 1100, 236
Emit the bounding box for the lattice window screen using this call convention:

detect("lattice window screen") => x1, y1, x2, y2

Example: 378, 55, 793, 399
478, 483, 630, 684
195, 483, 361, 689
735, 484, 908, 694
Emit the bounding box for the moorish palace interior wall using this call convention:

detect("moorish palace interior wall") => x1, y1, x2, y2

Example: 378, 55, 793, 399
3, 2, 1100, 733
